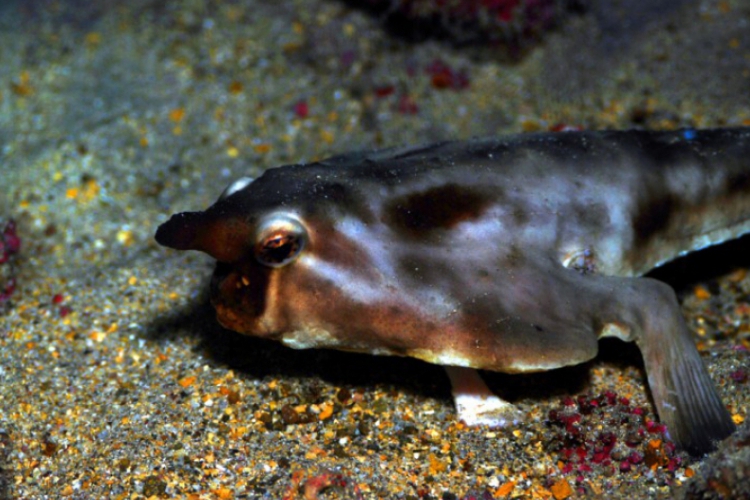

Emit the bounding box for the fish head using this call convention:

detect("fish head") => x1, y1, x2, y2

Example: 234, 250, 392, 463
155, 164, 419, 355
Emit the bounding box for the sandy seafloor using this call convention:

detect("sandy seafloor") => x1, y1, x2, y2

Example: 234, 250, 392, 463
1, 0, 749, 498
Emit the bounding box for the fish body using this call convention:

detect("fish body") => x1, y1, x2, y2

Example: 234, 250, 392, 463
156, 128, 747, 455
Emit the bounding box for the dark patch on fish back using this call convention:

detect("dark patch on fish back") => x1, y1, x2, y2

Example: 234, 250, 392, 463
632, 193, 679, 247
385, 183, 493, 235
724, 169, 750, 198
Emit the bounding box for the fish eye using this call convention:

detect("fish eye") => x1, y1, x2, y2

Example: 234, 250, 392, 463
219, 176, 254, 201
254, 214, 307, 268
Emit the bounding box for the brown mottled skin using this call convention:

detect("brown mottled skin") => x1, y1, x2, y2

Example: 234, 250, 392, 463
156, 128, 749, 456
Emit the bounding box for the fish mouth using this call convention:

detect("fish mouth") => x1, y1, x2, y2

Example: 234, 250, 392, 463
209, 262, 275, 337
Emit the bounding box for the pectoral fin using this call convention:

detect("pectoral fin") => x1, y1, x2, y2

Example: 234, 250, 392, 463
596, 276, 736, 456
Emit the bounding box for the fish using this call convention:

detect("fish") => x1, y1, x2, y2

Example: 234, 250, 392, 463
155, 127, 747, 456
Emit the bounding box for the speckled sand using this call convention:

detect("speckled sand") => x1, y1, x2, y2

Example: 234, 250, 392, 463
1, 0, 749, 498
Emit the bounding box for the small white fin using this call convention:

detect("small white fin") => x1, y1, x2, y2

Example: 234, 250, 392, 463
218, 176, 254, 200
444, 366, 523, 427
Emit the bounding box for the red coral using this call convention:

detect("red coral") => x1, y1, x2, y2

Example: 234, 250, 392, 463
396, 94, 419, 115
0, 220, 21, 264
730, 369, 747, 383
426, 59, 470, 90
0, 219, 20, 305
292, 100, 309, 119
546, 391, 682, 478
